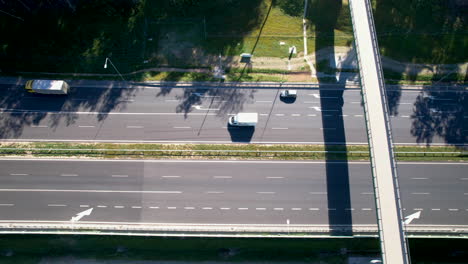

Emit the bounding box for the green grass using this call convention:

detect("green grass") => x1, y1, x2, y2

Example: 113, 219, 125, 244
1, 142, 466, 161
0, 235, 379, 263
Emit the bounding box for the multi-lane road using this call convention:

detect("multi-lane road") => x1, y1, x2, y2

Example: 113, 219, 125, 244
0, 159, 467, 226
0, 80, 465, 145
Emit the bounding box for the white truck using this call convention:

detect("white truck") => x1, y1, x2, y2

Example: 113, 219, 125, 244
25, 80, 70, 95
228, 113, 258, 127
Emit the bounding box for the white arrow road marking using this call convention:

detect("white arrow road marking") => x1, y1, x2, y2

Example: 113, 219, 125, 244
192, 105, 220, 111
404, 211, 421, 225
71, 208, 93, 222
310, 106, 321, 111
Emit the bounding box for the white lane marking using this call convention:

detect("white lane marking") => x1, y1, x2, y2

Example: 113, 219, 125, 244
31, 125, 48, 128
205, 191, 224, 194
174, 127, 191, 129
256, 208, 266, 210
257, 192, 275, 194
213, 176, 232, 179
60, 174, 78, 177
307, 114, 317, 116
167, 207, 176, 209
272, 127, 288, 130
354, 115, 364, 117
80, 205, 90, 208
10, 158, 466, 165
48, 204, 66, 207
165, 99, 178, 102
126, 126, 144, 128
460, 178, 468, 180
70, 208, 94, 222
184, 207, 195, 210
132, 206, 142, 209
414, 208, 424, 211
266, 176, 284, 179
193, 105, 219, 111
202, 207, 213, 210
220, 207, 231, 210
97, 205, 107, 208
79, 125, 95, 128
351, 102, 361, 104
0, 189, 181, 194
273, 208, 284, 211
411, 178, 428, 180
449, 208, 459, 211
362, 208, 372, 211
260, 114, 269, 116
111, 175, 128, 178
162, 175, 181, 178
149, 206, 159, 209
341, 115, 348, 117
120, 99, 135, 102
431, 208, 440, 211
309, 192, 326, 194
1, 109, 219, 116
238, 208, 249, 210
275, 114, 285, 116
308, 208, 319, 211
0, 204, 14, 206
401, 115, 410, 118
292, 208, 302, 211
10, 173, 29, 176
291, 114, 301, 116
412, 192, 430, 195
256, 100, 272, 103
114, 206, 124, 208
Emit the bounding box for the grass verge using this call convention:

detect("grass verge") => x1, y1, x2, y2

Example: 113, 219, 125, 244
0, 142, 466, 161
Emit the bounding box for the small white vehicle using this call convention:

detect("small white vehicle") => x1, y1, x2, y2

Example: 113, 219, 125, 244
228, 113, 258, 127
25, 80, 69, 95
280, 89, 297, 98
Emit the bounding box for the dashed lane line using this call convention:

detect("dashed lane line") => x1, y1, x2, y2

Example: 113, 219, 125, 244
257, 192, 275, 194
9, 173, 28, 176
0, 204, 14, 206
126, 126, 144, 129
238, 208, 248, 210
60, 174, 78, 177
411, 192, 430, 195
0, 189, 181, 194
162, 176, 181, 178
111, 175, 129, 178
79, 125, 95, 128
80, 205, 90, 208
48, 204, 66, 207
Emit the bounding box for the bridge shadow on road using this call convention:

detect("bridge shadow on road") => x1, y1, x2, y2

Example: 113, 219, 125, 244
309, 0, 353, 236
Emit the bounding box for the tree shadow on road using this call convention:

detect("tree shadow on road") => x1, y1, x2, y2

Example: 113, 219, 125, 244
0, 78, 137, 139
410, 87, 467, 147
309, 0, 353, 236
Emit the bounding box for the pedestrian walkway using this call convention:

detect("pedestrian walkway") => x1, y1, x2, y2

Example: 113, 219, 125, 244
349, 0, 409, 263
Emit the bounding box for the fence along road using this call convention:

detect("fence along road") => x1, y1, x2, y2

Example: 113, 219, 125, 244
349, 0, 409, 264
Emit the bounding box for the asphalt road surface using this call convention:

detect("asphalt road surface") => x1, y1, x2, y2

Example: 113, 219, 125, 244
1, 159, 467, 226
0, 81, 465, 145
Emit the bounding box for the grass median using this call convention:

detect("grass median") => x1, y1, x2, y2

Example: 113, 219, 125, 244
0, 142, 466, 161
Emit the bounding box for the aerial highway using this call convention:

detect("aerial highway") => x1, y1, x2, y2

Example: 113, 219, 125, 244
0, 159, 466, 226
0, 81, 465, 145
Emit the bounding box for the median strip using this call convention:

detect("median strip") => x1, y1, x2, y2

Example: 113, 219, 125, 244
0, 142, 466, 161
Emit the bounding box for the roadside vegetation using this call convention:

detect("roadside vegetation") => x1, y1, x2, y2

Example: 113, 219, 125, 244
0, 235, 379, 264
1, 0, 465, 83
0, 142, 466, 161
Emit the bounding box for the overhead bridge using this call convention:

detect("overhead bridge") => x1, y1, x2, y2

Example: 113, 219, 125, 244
348, 0, 409, 263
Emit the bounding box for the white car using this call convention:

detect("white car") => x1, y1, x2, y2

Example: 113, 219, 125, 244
280, 89, 297, 98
